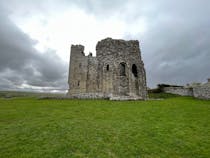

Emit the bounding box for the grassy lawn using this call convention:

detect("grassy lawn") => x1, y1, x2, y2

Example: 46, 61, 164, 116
0, 94, 209, 158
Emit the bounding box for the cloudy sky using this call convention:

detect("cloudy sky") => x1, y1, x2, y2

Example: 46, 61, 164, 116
0, 0, 209, 92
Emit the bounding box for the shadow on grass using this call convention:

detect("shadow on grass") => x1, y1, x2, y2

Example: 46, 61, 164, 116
149, 92, 181, 99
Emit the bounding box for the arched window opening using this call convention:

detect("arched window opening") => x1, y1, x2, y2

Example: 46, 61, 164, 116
106, 65, 109, 71
79, 63, 82, 68
120, 63, 126, 76
132, 64, 138, 77
78, 81, 80, 87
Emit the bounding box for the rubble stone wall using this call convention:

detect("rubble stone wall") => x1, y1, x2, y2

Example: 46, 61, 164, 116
193, 85, 210, 100
163, 87, 193, 96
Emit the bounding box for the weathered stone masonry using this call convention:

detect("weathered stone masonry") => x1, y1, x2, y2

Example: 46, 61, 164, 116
159, 79, 210, 100
193, 80, 210, 100
67, 38, 148, 100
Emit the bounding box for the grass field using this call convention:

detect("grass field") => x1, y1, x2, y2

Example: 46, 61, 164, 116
0, 93, 209, 158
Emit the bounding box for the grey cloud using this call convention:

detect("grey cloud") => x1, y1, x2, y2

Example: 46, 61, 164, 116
0, 12, 68, 92
137, 1, 210, 87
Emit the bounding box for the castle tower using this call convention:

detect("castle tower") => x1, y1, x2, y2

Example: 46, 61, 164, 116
96, 38, 147, 99
67, 45, 88, 95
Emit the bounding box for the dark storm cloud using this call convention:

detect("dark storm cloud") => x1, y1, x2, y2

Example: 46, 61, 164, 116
0, 12, 68, 91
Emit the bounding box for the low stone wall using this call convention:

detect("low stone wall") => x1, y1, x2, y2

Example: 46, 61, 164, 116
193, 85, 210, 100
163, 87, 193, 96
67, 93, 109, 99
66, 93, 146, 100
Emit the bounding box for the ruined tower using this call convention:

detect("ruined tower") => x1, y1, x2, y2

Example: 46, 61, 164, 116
67, 38, 148, 100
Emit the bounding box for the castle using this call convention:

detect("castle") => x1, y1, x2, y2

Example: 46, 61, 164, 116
67, 38, 148, 100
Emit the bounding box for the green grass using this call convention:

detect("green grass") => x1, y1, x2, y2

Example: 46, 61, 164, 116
0, 93, 209, 158
148, 92, 180, 99
0, 91, 64, 98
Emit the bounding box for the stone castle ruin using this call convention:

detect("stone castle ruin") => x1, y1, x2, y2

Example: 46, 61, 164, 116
67, 38, 148, 100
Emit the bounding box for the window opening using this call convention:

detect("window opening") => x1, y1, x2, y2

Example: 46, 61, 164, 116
132, 64, 138, 77
120, 63, 126, 76
106, 65, 109, 71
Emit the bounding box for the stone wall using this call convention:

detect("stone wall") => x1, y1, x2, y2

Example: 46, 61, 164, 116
193, 83, 210, 100
86, 55, 98, 93
160, 81, 210, 100
163, 87, 193, 96
67, 93, 108, 99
